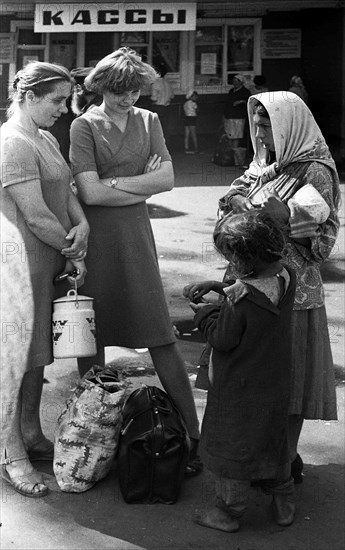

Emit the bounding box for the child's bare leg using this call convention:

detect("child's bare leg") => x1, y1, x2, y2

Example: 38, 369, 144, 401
193, 476, 249, 532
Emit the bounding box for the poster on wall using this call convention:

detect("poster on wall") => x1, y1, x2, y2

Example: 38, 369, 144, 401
0, 33, 16, 63
50, 36, 76, 69
201, 53, 217, 75
261, 29, 301, 58
152, 32, 179, 72
227, 25, 254, 71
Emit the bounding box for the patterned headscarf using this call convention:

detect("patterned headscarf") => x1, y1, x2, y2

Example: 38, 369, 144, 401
246, 91, 338, 184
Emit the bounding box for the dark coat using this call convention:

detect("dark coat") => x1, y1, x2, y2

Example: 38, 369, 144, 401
194, 266, 296, 480
223, 86, 251, 119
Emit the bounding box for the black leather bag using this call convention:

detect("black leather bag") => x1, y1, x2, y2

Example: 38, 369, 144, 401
117, 385, 190, 504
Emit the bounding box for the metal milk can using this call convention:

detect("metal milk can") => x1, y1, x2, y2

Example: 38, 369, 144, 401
52, 289, 96, 359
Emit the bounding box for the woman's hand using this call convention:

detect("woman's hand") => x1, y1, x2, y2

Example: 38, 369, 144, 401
61, 222, 89, 260
229, 195, 253, 214
64, 259, 87, 288
183, 281, 216, 303
260, 189, 290, 226
144, 154, 162, 173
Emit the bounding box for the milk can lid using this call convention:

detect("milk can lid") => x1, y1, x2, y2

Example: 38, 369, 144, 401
53, 289, 93, 303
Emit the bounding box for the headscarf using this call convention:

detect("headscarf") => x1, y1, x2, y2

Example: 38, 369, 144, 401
233, 74, 246, 84
245, 91, 339, 206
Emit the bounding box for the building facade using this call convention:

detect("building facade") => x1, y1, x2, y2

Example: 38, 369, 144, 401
1, 0, 344, 158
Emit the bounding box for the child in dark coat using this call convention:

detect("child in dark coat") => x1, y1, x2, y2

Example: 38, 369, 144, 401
186, 210, 296, 533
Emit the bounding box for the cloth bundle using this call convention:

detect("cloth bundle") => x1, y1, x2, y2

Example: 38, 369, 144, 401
288, 183, 330, 239
54, 364, 130, 492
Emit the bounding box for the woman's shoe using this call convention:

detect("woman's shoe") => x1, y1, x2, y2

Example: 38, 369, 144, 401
26, 437, 54, 462
1, 452, 49, 498
291, 454, 304, 484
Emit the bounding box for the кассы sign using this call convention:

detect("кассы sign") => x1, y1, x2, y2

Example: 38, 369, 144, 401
35, 3, 197, 32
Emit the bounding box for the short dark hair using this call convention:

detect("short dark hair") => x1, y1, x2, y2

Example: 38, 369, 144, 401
253, 75, 266, 87
214, 210, 285, 277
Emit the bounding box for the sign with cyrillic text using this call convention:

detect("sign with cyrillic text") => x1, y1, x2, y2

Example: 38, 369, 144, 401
35, 3, 197, 32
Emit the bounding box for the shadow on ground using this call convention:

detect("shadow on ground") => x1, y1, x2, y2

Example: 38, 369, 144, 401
148, 203, 187, 218
34, 461, 345, 550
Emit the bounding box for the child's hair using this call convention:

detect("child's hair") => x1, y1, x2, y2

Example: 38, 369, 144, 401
214, 210, 285, 277
84, 47, 159, 95
7, 61, 72, 118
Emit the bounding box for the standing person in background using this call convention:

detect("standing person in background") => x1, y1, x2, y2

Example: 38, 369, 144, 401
69, 48, 201, 476
150, 65, 174, 146
0, 61, 88, 498
183, 90, 199, 154
250, 75, 269, 94
70, 67, 102, 116
48, 96, 74, 164
223, 74, 250, 165
289, 75, 308, 103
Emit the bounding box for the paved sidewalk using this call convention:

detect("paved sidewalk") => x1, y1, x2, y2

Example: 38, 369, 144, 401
1, 153, 344, 550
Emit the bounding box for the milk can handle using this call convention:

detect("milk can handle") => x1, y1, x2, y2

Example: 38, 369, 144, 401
67, 286, 79, 308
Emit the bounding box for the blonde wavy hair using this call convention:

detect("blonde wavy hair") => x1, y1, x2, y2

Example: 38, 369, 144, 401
84, 47, 159, 95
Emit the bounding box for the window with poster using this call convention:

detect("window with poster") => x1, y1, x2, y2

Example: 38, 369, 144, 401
12, 24, 46, 71
195, 26, 223, 87
9, 21, 47, 87
120, 31, 181, 93
195, 19, 261, 91
49, 33, 77, 70
120, 32, 149, 62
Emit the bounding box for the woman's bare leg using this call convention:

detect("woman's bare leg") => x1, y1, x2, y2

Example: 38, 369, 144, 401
20, 366, 45, 445
149, 342, 200, 440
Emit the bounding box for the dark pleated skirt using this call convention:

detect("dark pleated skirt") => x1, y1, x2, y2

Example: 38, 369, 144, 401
289, 307, 337, 419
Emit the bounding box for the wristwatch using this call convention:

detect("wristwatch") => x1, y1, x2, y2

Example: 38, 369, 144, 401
110, 176, 118, 188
